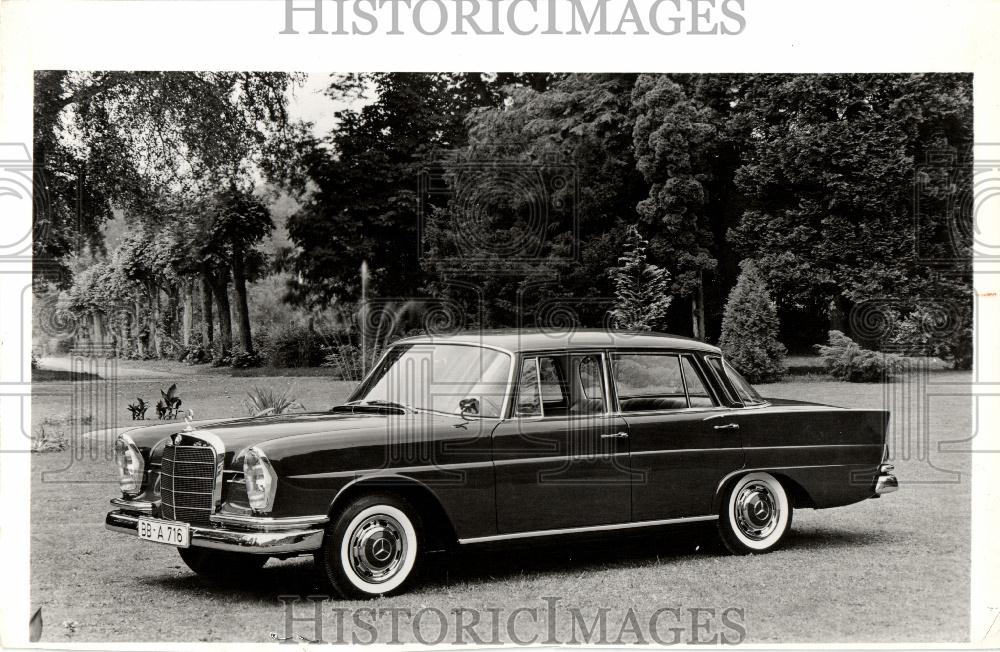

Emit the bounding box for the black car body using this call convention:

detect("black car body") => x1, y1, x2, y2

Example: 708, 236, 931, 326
106, 330, 897, 597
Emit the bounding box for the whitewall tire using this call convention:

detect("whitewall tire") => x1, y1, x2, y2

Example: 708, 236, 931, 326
718, 472, 792, 554
315, 494, 421, 598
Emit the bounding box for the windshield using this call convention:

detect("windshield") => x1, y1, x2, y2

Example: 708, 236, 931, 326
350, 344, 512, 418
722, 360, 765, 405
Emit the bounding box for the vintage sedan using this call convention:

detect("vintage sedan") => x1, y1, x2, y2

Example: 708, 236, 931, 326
106, 330, 897, 597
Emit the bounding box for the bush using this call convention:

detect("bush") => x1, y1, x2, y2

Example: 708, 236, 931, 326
816, 330, 902, 382
322, 343, 365, 381
242, 385, 305, 416
255, 322, 329, 368
229, 347, 262, 369
718, 261, 786, 383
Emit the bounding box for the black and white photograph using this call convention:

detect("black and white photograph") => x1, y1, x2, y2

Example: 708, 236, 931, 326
1, 0, 998, 649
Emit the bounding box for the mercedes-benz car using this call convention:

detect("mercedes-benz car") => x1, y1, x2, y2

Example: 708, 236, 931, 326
106, 329, 898, 598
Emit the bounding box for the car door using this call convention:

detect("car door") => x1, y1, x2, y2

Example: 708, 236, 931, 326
612, 352, 745, 521
492, 351, 633, 534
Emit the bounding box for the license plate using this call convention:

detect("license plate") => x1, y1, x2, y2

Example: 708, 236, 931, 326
137, 518, 190, 548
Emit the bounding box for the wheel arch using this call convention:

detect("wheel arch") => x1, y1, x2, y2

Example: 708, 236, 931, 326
327, 475, 458, 551
713, 468, 816, 513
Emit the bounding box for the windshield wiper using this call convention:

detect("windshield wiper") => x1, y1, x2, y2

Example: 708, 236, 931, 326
333, 400, 418, 414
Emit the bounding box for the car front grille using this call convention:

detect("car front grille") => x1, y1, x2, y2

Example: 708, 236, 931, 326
160, 441, 217, 526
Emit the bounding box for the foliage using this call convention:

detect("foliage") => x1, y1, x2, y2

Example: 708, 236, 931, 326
816, 330, 902, 382
727, 74, 973, 326
609, 225, 672, 330
31, 426, 68, 454
229, 347, 262, 369
718, 261, 786, 383
242, 386, 305, 417
127, 398, 148, 420
888, 304, 973, 370
322, 343, 365, 381
33, 71, 299, 286
424, 73, 644, 327
631, 75, 718, 301
255, 322, 329, 368
156, 383, 183, 419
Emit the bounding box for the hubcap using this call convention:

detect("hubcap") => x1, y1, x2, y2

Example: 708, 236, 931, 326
348, 514, 407, 583
733, 481, 779, 540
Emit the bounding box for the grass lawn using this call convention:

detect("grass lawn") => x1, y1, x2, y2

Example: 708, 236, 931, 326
29, 369, 971, 643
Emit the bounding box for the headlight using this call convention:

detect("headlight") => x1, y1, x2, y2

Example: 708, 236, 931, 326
243, 446, 277, 513
114, 434, 144, 496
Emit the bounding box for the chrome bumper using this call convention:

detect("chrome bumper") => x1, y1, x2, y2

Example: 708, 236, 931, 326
874, 464, 898, 495
105, 510, 325, 555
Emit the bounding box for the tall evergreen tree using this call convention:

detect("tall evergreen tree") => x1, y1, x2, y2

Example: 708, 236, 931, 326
609, 225, 672, 331
719, 261, 786, 383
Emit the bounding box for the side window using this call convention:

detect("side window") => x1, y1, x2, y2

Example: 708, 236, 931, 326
612, 354, 688, 412
538, 356, 570, 416
571, 354, 606, 414
681, 357, 716, 407
515, 358, 541, 417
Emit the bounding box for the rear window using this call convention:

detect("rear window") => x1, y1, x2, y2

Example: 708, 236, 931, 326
707, 356, 765, 406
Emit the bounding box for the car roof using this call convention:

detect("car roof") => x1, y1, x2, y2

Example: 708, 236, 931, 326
393, 329, 721, 355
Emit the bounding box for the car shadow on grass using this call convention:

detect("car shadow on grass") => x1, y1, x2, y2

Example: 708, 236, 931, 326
135, 523, 898, 600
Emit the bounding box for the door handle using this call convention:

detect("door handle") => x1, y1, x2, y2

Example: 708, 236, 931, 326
713, 423, 740, 430
601, 431, 629, 439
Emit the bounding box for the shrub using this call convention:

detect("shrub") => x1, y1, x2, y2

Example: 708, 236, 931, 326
32, 425, 68, 453
255, 322, 328, 368
322, 343, 365, 381
229, 347, 262, 369
816, 330, 902, 382
242, 386, 305, 416
718, 261, 786, 383
889, 305, 973, 370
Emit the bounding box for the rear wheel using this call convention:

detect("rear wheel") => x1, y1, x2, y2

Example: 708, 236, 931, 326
718, 472, 792, 554
177, 547, 268, 580
314, 494, 421, 599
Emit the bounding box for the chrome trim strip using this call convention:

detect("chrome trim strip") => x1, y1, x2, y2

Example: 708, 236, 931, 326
210, 513, 329, 532
458, 515, 718, 544
105, 510, 323, 554
110, 497, 153, 514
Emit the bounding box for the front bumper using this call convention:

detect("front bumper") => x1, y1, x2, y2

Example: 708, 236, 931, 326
874, 463, 898, 495
105, 510, 325, 555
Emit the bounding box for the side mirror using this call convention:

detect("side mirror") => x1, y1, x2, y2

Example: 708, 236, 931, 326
459, 398, 480, 415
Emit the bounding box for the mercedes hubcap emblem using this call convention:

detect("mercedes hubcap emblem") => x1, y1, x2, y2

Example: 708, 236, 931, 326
371, 537, 391, 562
753, 500, 768, 518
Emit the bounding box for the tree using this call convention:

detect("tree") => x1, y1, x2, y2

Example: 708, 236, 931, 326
609, 225, 672, 331
631, 75, 719, 339
284, 73, 555, 308
727, 74, 972, 364
718, 261, 786, 383
424, 73, 644, 327
33, 71, 298, 285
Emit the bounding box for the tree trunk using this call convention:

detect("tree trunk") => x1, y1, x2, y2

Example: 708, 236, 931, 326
829, 295, 849, 336
210, 273, 233, 355
230, 241, 254, 355
150, 283, 163, 358
134, 300, 146, 358
119, 311, 129, 358
91, 312, 105, 351
200, 275, 214, 348
182, 280, 194, 347
691, 275, 706, 341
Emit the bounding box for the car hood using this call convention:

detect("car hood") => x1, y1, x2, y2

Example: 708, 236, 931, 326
122, 409, 489, 470
123, 411, 384, 455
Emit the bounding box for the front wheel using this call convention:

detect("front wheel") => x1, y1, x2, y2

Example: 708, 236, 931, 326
718, 472, 792, 554
177, 547, 268, 581
314, 494, 421, 599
